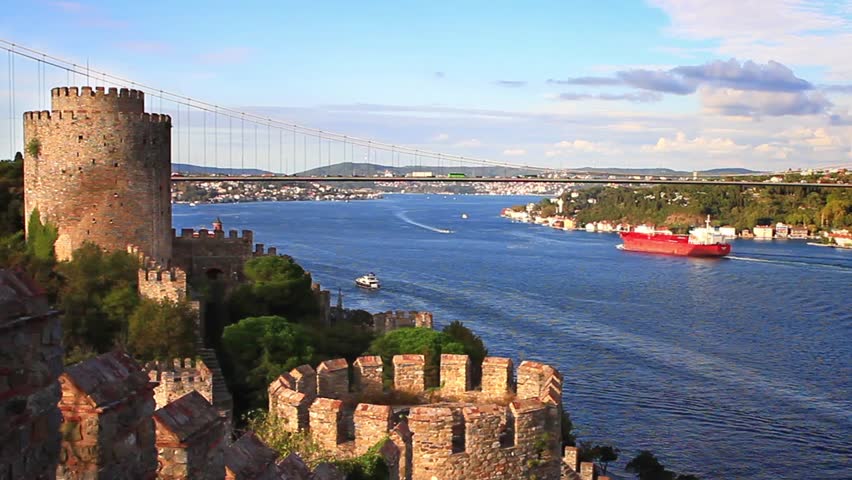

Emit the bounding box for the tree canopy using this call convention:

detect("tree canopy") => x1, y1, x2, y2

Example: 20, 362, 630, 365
228, 255, 319, 323
525, 182, 852, 233
222, 315, 314, 409
368, 327, 465, 384
57, 242, 140, 361
625, 451, 699, 480
128, 298, 198, 362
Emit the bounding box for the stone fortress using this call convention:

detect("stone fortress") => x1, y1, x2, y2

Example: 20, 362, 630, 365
6, 86, 607, 479
268, 354, 567, 480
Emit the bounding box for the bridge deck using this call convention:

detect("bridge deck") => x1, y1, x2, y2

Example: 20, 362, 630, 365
170, 176, 850, 188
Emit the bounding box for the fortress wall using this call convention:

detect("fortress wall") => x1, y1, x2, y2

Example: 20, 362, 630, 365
393, 354, 426, 393
440, 354, 471, 395
57, 352, 158, 480
266, 355, 564, 480
171, 228, 258, 282
24, 89, 172, 264
407, 406, 456, 480
309, 397, 345, 452
353, 355, 384, 395
0, 273, 63, 480
153, 391, 225, 480
517, 360, 563, 405
268, 379, 310, 432
480, 357, 514, 397
317, 358, 349, 399
137, 265, 188, 302
145, 358, 213, 409
353, 404, 393, 455
372, 310, 434, 333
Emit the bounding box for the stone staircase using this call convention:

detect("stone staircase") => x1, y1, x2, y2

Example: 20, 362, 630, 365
198, 347, 235, 439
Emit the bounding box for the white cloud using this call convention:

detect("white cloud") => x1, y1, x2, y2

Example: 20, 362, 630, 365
551, 140, 622, 155
648, 0, 852, 80
642, 132, 747, 154
432, 133, 450, 142
778, 127, 850, 151
755, 143, 793, 160
700, 86, 832, 117
502, 148, 527, 156
454, 139, 481, 148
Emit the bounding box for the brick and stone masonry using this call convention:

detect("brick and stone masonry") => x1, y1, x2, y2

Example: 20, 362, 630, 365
56, 351, 157, 480
24, 87, 172, 264
371, 310, 433, 333
0, 270, 63, 480
353, 355, 383, 396
268, 354, 565, 480
153, 390, 225, 480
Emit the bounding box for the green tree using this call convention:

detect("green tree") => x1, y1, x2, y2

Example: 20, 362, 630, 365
582, 444, 619, 475
128, 298, 198, 361
0, 156, 24, 236
368, 327, 465, 385
625, 451, 699, 480
26, 208, 58, 262
222, 315, 314, 409
57, 242, 139, 359
228, 255, 319, 323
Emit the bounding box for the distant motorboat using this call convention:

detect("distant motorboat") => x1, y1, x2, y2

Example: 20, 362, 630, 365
355, 272, 381, 290
461, 213, 469, 219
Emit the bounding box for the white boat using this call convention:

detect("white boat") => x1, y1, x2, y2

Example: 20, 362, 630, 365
461, 213, 469, 219
355, 273, 381, 290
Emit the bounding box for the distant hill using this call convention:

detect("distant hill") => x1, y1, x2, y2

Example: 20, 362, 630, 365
299, 162, 762, 177
297, 162, 540, 178
569, 167, 762, 176
172, 162, 762, 178
172, 163, 271, 175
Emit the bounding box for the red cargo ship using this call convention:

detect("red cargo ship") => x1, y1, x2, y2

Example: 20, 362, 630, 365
619, 216, 731, 257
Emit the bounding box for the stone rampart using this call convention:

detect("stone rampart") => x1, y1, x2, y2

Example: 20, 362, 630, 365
146, 357, 213, 408
24, 86, 172, 264
267, 354, 564, 480
0, 270, 63, 480
56, 351, 158, 479
154, 390, 225, 480
171, 227, 269, 284
372, 310, 433, 333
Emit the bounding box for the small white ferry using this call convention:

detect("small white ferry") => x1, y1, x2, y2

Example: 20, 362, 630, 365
355, 273, 381, 290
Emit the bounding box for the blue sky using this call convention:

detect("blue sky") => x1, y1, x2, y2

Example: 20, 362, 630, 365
1, 0, 851, 171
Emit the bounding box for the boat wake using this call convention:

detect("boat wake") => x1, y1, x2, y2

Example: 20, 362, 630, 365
728, 255, 851, 272
616, 244, 625, 250
395, 211, 453, 234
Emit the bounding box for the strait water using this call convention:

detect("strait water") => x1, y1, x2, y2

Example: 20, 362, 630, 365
174, 195, 852, 480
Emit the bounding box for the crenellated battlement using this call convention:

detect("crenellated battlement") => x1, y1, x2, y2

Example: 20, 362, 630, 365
173, 228, 254, 243
372, 310, 434, 333
24, 85, 173, 263
145, 358, 213, 409
49, 86, 145, 113
23, 109, 171, 124
267, 354, 564, 480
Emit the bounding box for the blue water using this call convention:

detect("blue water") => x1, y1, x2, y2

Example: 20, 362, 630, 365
174, 195, 852, 479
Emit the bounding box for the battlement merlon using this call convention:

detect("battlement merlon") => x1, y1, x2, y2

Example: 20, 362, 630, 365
50, 86, 145, 113
24, 110, 171, 124
173, 228, 254, 243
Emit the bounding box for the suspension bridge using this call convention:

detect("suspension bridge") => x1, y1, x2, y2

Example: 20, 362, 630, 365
2, 39, 850, 189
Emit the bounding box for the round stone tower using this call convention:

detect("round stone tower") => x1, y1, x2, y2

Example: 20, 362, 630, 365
23, 86, 172, 264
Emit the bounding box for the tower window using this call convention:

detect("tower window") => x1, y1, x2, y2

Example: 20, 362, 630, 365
114, 162, 119, 167
78, 135, 83, 142
91, 159, 96, 165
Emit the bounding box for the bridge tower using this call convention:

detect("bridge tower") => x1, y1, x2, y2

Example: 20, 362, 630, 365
23, 87, 172, 263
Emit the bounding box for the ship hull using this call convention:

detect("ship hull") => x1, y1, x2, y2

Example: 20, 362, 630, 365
620, 232, 731, 257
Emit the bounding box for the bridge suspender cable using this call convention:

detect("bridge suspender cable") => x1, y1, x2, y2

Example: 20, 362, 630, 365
0, 39, 549, 172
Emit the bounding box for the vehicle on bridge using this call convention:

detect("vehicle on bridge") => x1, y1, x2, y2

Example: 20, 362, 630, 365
447, 172, 466, 178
